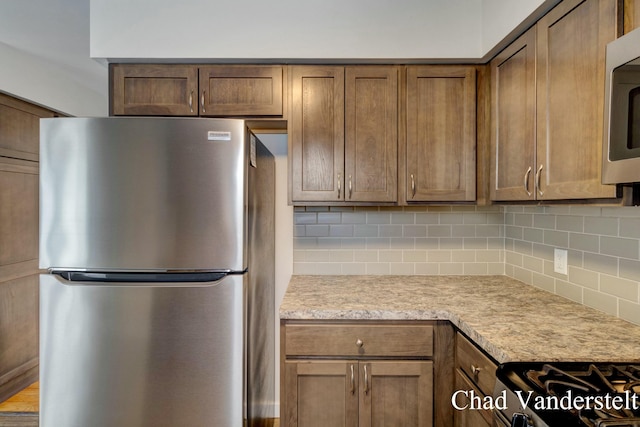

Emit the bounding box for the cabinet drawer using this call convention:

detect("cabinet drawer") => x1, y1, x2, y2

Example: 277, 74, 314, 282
285, 324, 433, 357
456, 333, 497, 396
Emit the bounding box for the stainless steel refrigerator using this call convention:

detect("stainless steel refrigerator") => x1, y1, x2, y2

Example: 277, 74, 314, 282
39, 117, 275, 427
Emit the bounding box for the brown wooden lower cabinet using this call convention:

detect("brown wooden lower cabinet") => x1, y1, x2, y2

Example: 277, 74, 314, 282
453, 333, 498, 427
284, 360, 433, 427
281, 321, 449, 427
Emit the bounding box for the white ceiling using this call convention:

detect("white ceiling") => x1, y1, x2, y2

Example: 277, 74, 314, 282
0, 0, 106, 93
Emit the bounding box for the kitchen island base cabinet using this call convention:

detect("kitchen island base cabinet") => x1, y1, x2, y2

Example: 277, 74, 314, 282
284, 360, 432, 427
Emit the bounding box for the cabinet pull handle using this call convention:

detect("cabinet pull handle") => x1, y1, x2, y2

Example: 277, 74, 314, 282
350, 364, 355, 394
189, 90, 194, 113
355, 338, 363, 348
535, 164, 544, 197
201, 90, 206, 113
337, 173, 342, 199
410, 174, 416, 199
363, 364, 370, 395
348, 175, 353, 199
471, 364, 482, 378
523, 166, 532, 196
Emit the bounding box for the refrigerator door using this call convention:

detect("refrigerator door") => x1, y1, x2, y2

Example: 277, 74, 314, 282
39, 273, 244, 427
39, 117, 248, 272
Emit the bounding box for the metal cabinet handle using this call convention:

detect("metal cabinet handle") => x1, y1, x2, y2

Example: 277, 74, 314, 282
355, 338, 363, 348
348, 175, 353, 199
189, 90, 194, 113
410, 174, 416, 198
201, 90, 206, 113
535, 164, 544, 197
350, 364, 355, 394
363, 364, 370, 395
471, 364, 482, 378
337, 173, 342, 199
523, 166, 532, 196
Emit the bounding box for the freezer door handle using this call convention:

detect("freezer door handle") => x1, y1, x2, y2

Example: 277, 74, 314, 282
56, 271, 231, 283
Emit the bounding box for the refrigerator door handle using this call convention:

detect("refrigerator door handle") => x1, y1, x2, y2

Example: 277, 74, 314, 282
55, 271, 231, 284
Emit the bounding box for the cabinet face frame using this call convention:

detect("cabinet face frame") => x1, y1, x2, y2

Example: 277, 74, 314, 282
404, 65, 477, 203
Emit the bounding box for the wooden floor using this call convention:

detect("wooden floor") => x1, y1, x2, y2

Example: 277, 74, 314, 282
0, 383, 38, 413
0, 383, 280, 426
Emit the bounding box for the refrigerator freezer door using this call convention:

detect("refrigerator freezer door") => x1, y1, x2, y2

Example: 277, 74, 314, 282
39, 273, 244, 427
39, 117, 248, 272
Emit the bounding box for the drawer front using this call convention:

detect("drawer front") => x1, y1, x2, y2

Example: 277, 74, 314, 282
456, 333, 497, 396
285, 324, 433, 357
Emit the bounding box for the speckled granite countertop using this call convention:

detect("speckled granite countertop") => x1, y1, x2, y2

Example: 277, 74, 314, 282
280, 275, 640, 364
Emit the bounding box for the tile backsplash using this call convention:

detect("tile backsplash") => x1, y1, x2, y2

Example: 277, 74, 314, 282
293, 204, 640, 325
293, 206, 505, 276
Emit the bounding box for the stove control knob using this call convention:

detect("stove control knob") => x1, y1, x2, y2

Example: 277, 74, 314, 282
511, 413, 533, 427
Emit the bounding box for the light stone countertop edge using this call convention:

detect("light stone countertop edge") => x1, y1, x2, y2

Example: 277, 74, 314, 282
279, 275, 640, 365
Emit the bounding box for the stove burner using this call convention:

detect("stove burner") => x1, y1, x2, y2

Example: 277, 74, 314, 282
523, 364, 640, 427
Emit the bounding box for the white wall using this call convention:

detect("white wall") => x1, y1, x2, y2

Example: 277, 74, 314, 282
481, 0, 559, 55
0, 42, 107, 117
90, 0, 485, 60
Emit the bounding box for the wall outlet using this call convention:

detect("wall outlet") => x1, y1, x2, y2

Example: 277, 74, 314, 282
554, 248, 568, 275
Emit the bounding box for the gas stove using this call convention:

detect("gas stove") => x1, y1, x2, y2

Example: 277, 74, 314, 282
494, 362, 640, 427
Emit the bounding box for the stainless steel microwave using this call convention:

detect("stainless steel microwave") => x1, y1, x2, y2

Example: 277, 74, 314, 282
603, 27, 640, 184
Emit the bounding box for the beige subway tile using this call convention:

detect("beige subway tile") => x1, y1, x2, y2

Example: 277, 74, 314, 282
415, 263, 440, 275
390, 263, 415, 275
556, 279, 583, 304
464, 263, 488, 275
452, 250, 476, 262
600, 274, 639, 302
354, 250, 378, 262
366, 263, 390, 275
440, 263, 464, 275
619, 299, 640, 326
583, 289, 618, 317
568, 266, 599, 290
379, 250, 403, 263
403, 250, 427, 263
428, 250, 452, 262
531, 272, 555, 293
341, 263, 367, 275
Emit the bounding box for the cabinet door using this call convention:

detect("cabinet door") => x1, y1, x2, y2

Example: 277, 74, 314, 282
624, 0, 640, 33
453, 369, 492, 427
536, 0, 617, 199
283, 360, 358, 427
198, 65, 283, 116
111, 64, 199, 116
345, 66, 398, 203
490, 28, 536, 201
406, 66, 476, 202
359, 361, 433, 427
0, 92, 54, 161
0, 158, 40, 401
289, 66, 345, 202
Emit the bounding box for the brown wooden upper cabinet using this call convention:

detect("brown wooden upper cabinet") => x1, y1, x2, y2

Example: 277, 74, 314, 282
289, 65, 399, 204
404, 66, 476, 203
625, 0, 640, 33
111, 64, 284, 117
491, 0, 618, 201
